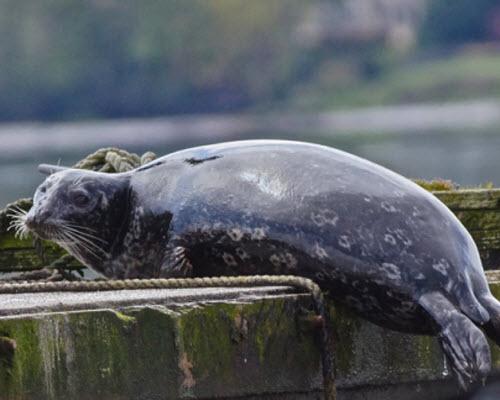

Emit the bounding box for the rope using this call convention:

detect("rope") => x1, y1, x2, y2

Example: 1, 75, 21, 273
72, 147, 156, 172
0, 274, 336, 399
0, 274, 316, 294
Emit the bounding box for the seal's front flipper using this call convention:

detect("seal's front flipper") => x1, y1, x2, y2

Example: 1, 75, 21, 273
419, 291, 491, 390
160, 245, 193, 278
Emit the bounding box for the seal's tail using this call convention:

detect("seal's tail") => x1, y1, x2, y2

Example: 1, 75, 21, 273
419, 291, 491, 390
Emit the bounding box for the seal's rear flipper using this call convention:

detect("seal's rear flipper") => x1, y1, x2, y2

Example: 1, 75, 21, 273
419, 291, 491, 390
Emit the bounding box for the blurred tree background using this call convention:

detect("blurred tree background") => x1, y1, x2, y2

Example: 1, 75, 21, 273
1, 0, 500, 121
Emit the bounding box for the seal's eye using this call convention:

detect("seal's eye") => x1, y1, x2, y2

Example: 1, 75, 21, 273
71, 191, 90, 207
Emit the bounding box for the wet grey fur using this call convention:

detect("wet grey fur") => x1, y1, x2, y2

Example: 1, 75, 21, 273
25, 140, 500, 390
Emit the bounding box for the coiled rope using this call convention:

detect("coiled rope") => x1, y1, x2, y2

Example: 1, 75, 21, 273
72, 147, 157, 172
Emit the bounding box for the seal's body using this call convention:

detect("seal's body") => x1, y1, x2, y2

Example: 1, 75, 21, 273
23, 140, 500, 388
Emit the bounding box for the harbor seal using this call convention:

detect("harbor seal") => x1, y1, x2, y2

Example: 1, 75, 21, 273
16, 140, 500, 389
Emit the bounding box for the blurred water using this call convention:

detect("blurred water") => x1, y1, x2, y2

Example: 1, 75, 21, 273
0, 103, 499, 208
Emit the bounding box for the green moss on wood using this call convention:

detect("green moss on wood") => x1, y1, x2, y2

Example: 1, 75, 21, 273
469, 230, 500, 249
0, 232, 83, 273
414, 179, 457, 191
0, 308, 181, 400
0, 319, 44, 399
454, 210, 500, 231
176, 296, 322, 398
433, 189, 500, 210
2, 286, 500, 398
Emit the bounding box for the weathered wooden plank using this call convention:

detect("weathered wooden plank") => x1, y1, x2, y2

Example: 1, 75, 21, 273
0, 249, 83, 272
470, 229, 500, 249
433, 189, 500, 210
453, 210, 500, 231
0, 233, 79, 273
0, 286, 457, 400
5, 279, 500, 399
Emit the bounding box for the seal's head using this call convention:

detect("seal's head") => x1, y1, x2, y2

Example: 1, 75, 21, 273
22, 169, 130, 269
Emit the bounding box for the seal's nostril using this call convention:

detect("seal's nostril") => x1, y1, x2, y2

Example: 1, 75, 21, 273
25, 214, 35, 228
25, 209, 52, 229
37, 209, 52, 223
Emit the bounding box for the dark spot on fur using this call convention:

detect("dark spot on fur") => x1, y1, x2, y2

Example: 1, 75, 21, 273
184, 155, 222, 165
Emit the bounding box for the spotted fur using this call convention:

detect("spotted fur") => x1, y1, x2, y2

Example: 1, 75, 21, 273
26, 140, 500, 390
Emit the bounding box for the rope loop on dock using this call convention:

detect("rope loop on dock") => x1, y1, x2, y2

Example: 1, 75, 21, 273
0, 274, 321, 296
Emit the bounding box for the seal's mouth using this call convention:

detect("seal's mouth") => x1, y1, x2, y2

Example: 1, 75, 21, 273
25, 221, 56, 240
8, 207, 61, 241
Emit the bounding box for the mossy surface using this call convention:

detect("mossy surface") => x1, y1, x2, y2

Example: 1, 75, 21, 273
3, 282, 500, 399
3, 285, 500, 399
0, 308, 180, 400
0, 296, 324, 400
414, 179, 457, 191
0, 233, 79, 273
433, 189, 500, 210
454, 210, 500, 231
331, 304, 444, 386
176, 297, 323, 398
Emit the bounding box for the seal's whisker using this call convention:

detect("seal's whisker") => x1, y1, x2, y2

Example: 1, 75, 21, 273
57, 220, 102, 242
61, 221, 107, 244
6, 211, 27, 222
54, 232, 81, 258
6, 211, 26, 219
56, 233, 81, 258
61, 227, 108, 252
7, 210, 29, 240
62, 226, 109, 259
10, 224, 28, 240
58, 229, 103, 261
58, 227, 99, 251
7, 220, 22, 231
7, 205, 28, 216
60, 239, 84, 262
63, 222, 99, 234
62, 225, 108, 245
